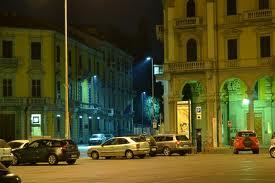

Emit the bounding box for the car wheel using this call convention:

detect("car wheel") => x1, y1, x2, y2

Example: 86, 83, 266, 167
125, 150, 134, 159
138, 154, 146, 159
163, 147, 171, 156
233, 149, 239, 154
48, 154, 58, 165
12, 155, 19, 166
270, 148, 275, 158
66, 159, 76, 165
91, 151, 99, 160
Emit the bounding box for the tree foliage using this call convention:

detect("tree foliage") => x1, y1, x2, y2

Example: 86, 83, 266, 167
144, 96, 160, 121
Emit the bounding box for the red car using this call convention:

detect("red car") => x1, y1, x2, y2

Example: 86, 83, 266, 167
233, 130, 259, 154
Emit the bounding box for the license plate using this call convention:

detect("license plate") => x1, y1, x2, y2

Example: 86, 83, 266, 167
151, 148, 156, 151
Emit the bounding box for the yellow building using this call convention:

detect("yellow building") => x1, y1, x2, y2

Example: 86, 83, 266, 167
0, 15, 134, 143
155, 0, 275, 147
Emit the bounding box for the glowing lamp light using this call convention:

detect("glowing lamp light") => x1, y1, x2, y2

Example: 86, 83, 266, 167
56, 114, 61, 117
242, 99, 250, 105
88, 116, 92, 119
79, 115, 83, 119
97, 116, 100, 120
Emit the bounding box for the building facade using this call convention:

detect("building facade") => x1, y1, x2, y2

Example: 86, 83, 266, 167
0, 21, 134, 143
155, 0, 275, 147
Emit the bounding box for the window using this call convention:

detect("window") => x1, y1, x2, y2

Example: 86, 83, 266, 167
3, 79, 12, 97
56, 45, 60, 63
186, 0, 195, 17
68, 50, 72, 66
88, 58, 92, 72
88, 79, 92, 104
187, 39, 197, 62
227, 39, 237, 60
56, 81, 61, 99
32, 80, 41, 97
88, 118, 92, 133
260, 36, 270, 58
227, 0, 236, 15
31, 42, 41, 60
259, 0, 269, 9
57, 117, 60, 133
79, 118, 83, 137
2, 40, 13, 58
78, 82, 82, 102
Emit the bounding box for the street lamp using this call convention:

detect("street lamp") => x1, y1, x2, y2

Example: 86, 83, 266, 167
141, 92, 146, 133
146, 57, 155, 122
64, 0, 70, 139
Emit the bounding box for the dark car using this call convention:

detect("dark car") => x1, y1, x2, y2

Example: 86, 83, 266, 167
139, 135, 157, 157
0, 162, 21, 183
233, 130, 259, 154
12, 139, 80, 165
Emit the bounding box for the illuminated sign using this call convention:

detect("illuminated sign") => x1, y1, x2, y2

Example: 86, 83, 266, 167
31, 114, 41, 125
177, 101, 191, 139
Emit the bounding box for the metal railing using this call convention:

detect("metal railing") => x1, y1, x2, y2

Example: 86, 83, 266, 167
243, 9, 274, 20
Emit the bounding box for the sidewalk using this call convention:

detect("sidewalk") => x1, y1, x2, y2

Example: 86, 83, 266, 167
195, 146, 269, 154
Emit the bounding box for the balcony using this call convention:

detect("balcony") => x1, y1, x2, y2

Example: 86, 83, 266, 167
220, 57, 275, 69
0, 97, 52, 107
156, 25, 164, 41
243, 9, 274, 21
0, 57, 18, 69
174, 17, 201, 29
154, 61, 214, 75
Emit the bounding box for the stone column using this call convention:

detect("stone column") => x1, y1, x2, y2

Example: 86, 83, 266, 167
246, 90, 254, 130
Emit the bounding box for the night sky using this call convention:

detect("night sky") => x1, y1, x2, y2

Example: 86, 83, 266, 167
1, 0, 164, 124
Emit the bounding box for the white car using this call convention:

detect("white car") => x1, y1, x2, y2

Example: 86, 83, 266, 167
8, 140, 30, 150
0, 139, 13, 168
87, 136, 150, 159
269, 133, 275, 158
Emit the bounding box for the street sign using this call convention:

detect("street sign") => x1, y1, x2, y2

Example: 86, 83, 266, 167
196, 114, 201, 120
196, 106, 202, 120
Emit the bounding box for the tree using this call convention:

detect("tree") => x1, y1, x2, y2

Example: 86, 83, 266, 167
144, 96, 160, 122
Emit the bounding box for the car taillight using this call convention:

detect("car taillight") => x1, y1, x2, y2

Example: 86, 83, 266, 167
136, 144, 140, 149
176, 141, 181, 145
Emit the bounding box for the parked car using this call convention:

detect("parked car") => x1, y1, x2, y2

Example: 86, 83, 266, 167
0, 139, 13, 168
8, 140, 29, 150
89, 134, 106, 145
87, 136, 150, 159
0, 162, 21, 183
105, 134, 114, 141
12, 139, 80, 165
139, 135, 157, 157
233, 130, 259, 154
153, 134, 192, 156
269, 132, 275, 158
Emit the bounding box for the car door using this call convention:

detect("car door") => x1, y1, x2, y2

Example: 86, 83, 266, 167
36, 140, 51, 162
20, 140, 40, 162
100, 138, 116, 157
114, 138, 130, 156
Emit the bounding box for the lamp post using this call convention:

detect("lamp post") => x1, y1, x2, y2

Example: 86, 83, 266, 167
64, 0, 70, 139
141, 92, 146, 133
146, 57, 155, 122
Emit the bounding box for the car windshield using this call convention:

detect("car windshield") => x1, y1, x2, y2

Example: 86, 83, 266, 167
131, 137, 146, 142
237, 132, 256, 137
92, 134, 103, 138
105, 134, 113, 138
8, 142, 23, 149
176, 135, 189, 141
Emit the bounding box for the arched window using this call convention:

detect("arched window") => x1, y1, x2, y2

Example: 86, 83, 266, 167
187, 39, 197, 62
259, 0, 269, 9
187, 0, 195, 17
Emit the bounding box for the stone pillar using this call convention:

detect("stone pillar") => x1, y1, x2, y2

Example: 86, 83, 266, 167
247, 90, 254, 130
166, 0, 175, 62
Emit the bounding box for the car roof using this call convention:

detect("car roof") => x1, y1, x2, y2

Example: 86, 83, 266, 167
8, 140, 29, 143
238, 130, 255, 133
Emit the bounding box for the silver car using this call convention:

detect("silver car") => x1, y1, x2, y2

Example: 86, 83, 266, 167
87, 137, 150, 159
269, 132, 275, 158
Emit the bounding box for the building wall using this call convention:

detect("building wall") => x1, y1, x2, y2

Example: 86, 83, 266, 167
0, 26, 134, 143
158, 0, 275, 147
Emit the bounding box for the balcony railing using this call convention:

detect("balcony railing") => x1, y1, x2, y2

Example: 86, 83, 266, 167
156, 25, 164, 41
243, 9, 274, 20
174, 17, 201, 28
220, 57, 274, 69
0, 97, 52, 106
0, 57, 18, 68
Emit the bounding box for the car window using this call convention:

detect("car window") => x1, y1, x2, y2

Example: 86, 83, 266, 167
176, 135, 189, 141
237, 132, 256, 137
0, 139, 9, 148
154, 136, 165, 142
165, 136, 173, 141
116, 138, 129, 145
8, 142, 22, 149
103, 138, 116, 146
29, 141, 40, 148
131, 137, 146, 142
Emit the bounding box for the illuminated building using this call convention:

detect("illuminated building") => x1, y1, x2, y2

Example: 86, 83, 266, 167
155, 0, 275, 146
